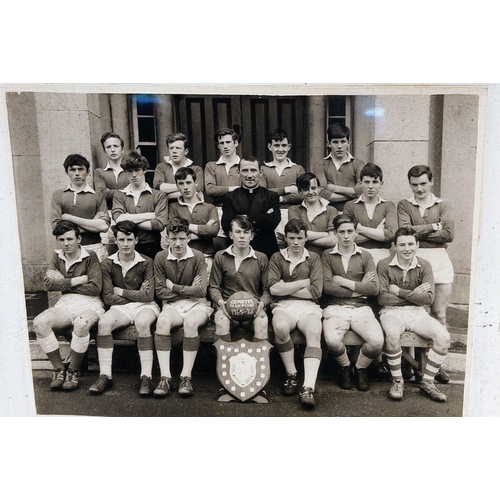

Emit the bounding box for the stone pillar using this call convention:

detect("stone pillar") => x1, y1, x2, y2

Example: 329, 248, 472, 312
109, 94, 131, 149
307, 95, 327, 177
155, 94, 176, 162
440, 94, 479, 304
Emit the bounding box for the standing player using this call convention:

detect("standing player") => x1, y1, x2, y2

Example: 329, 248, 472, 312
321, 214, 384, 391
221, 156, 281, 258
316, 124, 364, 212
33, 221, 104, 391
377, 227, 450, 402
153, 132, 204, 201
288, 172, 338, 255
261, 128, 305, 245
169, 167, 219, 274
153, 218, 213, 398
204, 127, 242, 252
397, 165, 454, 383
209, 215, 271, 343
93, 132, 129, 254
112, 151, 169, 259
267, 219, 323, 408
51, 153, 110, 262
89, 221, 160, 396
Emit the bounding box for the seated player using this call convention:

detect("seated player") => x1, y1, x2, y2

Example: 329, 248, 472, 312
288, 172, 338, 254
261, 128, 305, 245
89, 221, 160, 396
51, 153, 110, 262
33, 221, 104, 391
112, 151, 169, 259
153, 217, 213, 398
377, 227, 450, 402
169, 167, 219, 274
93, 132, 129, 254
321, 214, 384, 391
209, 215, 271, 343
267, 219, 323, 408
398, 165, 454, 383
221, 156, 281, 258
153, 132, 204, 202
316, 123, 364, 212
204, 127, 242, 252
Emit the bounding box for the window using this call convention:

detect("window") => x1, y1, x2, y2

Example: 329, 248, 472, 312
131, 95, 158, 186
327, 95, 352, 150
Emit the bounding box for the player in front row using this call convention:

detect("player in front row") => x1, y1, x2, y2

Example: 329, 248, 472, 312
377, 227, 450, 402
89, 221, 160, 396
153, 218, 213, 398
267, 219, 324, 408
321, 214, 384, 391
51, 153, 110, 262
209, 215, 271, 343
33, 221, 104, 391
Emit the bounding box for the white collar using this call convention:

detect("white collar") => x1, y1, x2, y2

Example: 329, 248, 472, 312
166, 246, 195, 261
224, 245, 257, 260
103, 162, 124, 172
323, 151, 354, 164
163, 156, 193, 169
300, 196, 330, 211
178, 192, 205, 206
330, 243, 362, 256
264, 158, 296, 168
63, 183, 95, 194
108, 250, 145, 268
120, 183, 153, 196
407, 192, 442, 207
216, 155, 240, 166
55, 246, 90, 265
280, 247, 310, 264
388, 254, 421, 270
354, 194, 388, 204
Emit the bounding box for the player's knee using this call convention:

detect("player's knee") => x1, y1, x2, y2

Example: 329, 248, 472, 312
33, 313, 50, 337
434, 326, 451, 350
183, 319, 200, 338
97, 317, 114, 336
272, 324, 291, 344
156, 315, 173, 335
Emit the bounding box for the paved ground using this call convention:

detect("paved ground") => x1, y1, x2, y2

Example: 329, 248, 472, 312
31, 346, 465, 417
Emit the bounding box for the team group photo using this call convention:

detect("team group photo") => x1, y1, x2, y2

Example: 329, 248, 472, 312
5, 87, 481, 416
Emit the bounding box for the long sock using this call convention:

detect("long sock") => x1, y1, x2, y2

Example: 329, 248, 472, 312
334, 347, 350, 368
180, 337, 200, 378
97, 334, 114, 378
155, 334, 172, 379
38, 335, 63, 370
46, 349, 64, 371
423, 347, 447, 382
138, 336, 154, 378
69, 334, 89, 371
303, 346, 322, 389
355, 346, 376, 369
276, 339, 296, 376
385, 347, 403, 380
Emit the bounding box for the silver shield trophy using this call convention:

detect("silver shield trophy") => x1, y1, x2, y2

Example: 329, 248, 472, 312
214, 339, 273, 403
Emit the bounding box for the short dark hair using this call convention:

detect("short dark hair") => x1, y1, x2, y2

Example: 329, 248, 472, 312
52, 220, 81, 237
100, 132, 124, 149
165, 217, 190, 235
268, 127, 289, 144
327, 123, 350, 141
215, 126, 241, 143
394, 226, 419, 244
296, 172, 320, 192
333, 213, 357, 231
239, 156, 261, 168
122, 151, 149, 171
407, 165, 433, 182
230, 215, 254, 232
284, 218, 308, 237
360, 163, 383, 182
112, 220, 139, 238
63, 154, 90, 173
174, 166, 197, 183
166, 132, 189, 149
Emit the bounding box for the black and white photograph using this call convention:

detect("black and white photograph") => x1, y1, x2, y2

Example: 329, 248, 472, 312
1, 84, 485, 417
